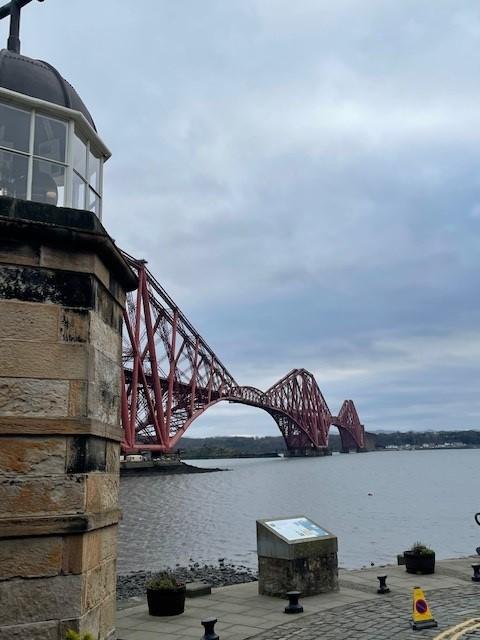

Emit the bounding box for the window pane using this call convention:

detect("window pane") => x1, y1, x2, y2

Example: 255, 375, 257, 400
0, 103, 30, 152
32, 159, 65, 206
72, 171, 86, 209
73, 132, 87, 178
0, 149, 28, 199
88, 148, 100, 191
87, 187, 100, 215
34, 114, 67, 162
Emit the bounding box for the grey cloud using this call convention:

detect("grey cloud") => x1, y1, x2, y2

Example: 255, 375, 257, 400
5, 0, 480, 434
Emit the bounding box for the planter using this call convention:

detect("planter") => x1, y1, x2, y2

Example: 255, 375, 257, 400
147, 585, 186, 616
404, 551, 435, 575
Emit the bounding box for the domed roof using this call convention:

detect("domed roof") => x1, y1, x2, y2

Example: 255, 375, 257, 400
0, 48, 96, 130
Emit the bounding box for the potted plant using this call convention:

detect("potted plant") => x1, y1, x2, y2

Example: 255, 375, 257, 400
146, 571, 186, 616
404, 541, 435, 575
65, 632, 94, 640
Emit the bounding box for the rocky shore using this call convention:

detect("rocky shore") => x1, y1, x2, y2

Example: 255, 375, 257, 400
117, 560, 258, 601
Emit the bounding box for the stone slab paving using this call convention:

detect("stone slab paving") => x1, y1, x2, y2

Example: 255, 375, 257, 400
116, 557, 480, 640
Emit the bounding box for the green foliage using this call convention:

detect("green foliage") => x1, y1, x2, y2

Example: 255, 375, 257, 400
410, 541, 435, 555
65, 631, 94, 640
178, 436, 289, 458
170, 430, 480, 459
374, 429, 480, 448
146, 571, 184, 590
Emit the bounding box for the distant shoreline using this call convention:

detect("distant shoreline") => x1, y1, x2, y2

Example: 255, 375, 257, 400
175, 430, 480, 459
120, 442, 480, 473
182, 445, 480, 460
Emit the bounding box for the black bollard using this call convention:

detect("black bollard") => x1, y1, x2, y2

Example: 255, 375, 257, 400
201, 616, 219, 640
472, 565, 480, 582
377, 575, 390, 594
284, 590, 304, 614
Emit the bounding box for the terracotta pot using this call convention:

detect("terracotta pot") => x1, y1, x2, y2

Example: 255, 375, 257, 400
146, 585, 186, 616
403, 551, 435, 575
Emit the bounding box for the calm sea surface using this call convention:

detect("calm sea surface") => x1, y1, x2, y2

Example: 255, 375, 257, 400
118, 449, 480, 574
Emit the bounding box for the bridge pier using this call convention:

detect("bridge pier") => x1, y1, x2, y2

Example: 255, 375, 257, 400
286, 448, 332, 457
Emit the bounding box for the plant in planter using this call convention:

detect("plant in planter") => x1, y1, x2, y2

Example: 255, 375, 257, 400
146, 571, 186, 616
404, 541, 435, 575
65, 632, 94, 640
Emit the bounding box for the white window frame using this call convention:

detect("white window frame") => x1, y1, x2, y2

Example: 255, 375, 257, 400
0, 88, 110, 219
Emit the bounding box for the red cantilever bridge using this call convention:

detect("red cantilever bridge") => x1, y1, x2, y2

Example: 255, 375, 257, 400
121, 253, 365, 456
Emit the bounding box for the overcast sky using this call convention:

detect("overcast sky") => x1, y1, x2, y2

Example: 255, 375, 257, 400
5, 1, 480, 436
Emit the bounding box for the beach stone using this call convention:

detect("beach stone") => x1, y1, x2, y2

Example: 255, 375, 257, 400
116, 562, 258, 601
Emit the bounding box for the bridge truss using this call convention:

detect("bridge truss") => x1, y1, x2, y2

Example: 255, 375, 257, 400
121, 254, 365, 454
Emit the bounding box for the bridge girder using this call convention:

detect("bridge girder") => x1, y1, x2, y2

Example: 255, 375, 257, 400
121, 254, 365, 454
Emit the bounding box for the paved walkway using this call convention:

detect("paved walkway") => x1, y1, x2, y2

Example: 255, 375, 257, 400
116, 557, 480, 640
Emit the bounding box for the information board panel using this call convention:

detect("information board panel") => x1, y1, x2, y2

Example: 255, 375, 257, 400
265, 517, 329, 541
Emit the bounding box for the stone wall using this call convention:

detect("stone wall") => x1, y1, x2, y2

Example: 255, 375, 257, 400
258, 553, 339, 597
0, 198, 136, 640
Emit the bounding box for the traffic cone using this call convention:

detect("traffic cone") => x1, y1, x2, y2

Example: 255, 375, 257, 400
411, 586, 437, 630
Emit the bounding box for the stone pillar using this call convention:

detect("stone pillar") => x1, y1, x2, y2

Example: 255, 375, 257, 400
0, 197, 137, 640
256, 517, 338, 597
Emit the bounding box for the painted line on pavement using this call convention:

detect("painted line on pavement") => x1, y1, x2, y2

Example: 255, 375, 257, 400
451, 622, 480, 639
434, 618, 480, 640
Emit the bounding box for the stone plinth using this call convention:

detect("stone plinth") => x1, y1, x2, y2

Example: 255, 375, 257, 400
0, 197, 136, 640
257, 516, 338, 597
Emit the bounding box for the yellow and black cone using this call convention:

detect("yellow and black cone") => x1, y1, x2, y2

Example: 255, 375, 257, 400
411, 586, 438, 630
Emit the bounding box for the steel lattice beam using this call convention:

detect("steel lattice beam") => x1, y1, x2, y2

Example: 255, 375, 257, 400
121, 253, 365, 454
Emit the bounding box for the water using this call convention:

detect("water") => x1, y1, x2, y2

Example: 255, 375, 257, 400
118, 449, 480, 574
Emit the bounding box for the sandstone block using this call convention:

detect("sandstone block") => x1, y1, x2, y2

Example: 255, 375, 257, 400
83, 558, 116, 611
93, 281, 123, 332
0, 238, 40, 268
0, 378, 69, 418
0, 475, 86, 517
40, 245, 111, 292
0, 510, 121, 539
0, 621, 58, 640
0, 536, 63, 579
0, 437, 65, 475
66, 436, 106, 473
68, 380, 88, 418
90, 312, 122, 361
60, 607, 100, 640
60, 590, 117, 640
82, 526, 117, 572
59, 308, 89, 343
40, 246, 94, 275
87, 381, 120, 427
86, 474, 119, 512
0, 575, 82, 625
93, 255, 110, 291
0, 265, 94, 309
63, 526, 117, 574
61, 533, 84, 575
0, 342, 88, 379
106, 442, 120, 473
99, 592, 116, 638
0, 416, 122, 440
0, 300, 58, 341
87, 350, 121, 426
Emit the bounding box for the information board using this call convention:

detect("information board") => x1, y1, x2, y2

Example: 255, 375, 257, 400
265, 517, 329, 541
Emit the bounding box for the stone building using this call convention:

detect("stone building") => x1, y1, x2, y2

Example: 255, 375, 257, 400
0, 5, 136, 638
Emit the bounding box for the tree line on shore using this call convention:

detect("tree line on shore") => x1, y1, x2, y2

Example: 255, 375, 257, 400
373, 429, 480, 448
177, 430, 480, 458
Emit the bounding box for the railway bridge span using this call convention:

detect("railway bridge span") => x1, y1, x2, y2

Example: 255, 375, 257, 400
121, 254, 365, 455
